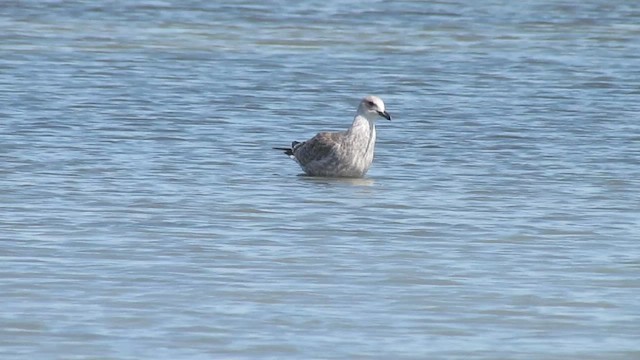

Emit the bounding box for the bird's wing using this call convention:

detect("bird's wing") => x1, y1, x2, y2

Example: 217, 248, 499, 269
292, 132, 344, 166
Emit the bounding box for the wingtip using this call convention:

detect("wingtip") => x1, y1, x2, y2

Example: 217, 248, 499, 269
273, 147, 294, 156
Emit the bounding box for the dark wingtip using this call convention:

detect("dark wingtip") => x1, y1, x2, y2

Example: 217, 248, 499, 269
273, 147, 294, 156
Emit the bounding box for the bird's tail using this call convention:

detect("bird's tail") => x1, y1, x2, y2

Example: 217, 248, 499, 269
273, 147, 294, 156
273, 141, 302, 157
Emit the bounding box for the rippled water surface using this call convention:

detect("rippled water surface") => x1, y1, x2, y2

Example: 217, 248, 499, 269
2, 0, 640, 359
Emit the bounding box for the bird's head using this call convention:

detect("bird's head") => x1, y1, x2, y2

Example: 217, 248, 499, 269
357, 95, 391, 121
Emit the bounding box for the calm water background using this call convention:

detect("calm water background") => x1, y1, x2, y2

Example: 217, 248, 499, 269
1, 0, 639, 359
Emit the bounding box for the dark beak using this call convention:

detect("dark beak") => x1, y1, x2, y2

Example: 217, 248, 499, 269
377, 110, 391, 121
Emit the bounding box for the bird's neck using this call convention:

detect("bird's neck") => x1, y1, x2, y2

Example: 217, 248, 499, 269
347, 115, 375, 139
347, 115, 376, 159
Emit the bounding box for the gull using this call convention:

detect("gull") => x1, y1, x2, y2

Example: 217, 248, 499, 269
274, 95, 391, 178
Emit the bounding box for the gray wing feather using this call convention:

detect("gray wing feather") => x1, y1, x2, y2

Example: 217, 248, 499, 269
293, 132, 344, 166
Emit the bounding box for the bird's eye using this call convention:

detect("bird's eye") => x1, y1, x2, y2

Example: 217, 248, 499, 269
367, 101, 375, 107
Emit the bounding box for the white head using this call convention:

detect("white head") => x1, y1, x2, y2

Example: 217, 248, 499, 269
357, 95, 391, 121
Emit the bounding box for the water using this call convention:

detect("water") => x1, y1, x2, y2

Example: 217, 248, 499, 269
1, 0, 639, 358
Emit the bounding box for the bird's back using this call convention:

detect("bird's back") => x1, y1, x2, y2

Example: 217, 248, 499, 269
293, 129, 374, 177
293, 132, 344, 171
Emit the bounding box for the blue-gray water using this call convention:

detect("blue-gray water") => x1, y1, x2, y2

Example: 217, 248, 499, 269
2, 1, 639, 359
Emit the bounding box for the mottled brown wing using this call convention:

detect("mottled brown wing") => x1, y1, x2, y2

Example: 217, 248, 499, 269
292, 132, 344, 166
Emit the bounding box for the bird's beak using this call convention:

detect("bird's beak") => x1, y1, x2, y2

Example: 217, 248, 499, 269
378, 110, 391, 121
